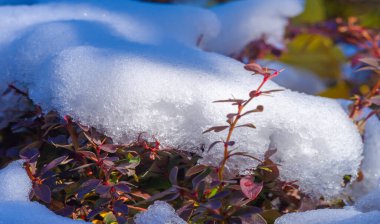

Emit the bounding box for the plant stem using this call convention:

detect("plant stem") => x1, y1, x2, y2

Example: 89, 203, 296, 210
217, 77, 267, 181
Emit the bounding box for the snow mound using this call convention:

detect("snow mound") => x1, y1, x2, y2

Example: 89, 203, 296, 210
134, 201, 186, 224
0, 160, 31, 201
0, 1, 362, 197
204, 0, 304, 55
0, 1, 219, 47
0, 161, 88, 223
0, 0, 219, 128
275, 208, 380, 224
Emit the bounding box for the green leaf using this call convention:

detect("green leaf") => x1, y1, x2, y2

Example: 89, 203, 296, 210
104, 212, 117, 224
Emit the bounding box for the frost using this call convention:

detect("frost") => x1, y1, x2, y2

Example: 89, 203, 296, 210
0, 1, 363, 198
134, 201, 186, 224
0, 161, 88, 223
204, 0, 304, 55
275, 208, 380, 224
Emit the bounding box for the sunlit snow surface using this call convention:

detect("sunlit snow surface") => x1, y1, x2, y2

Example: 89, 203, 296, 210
0, 0, 362, 198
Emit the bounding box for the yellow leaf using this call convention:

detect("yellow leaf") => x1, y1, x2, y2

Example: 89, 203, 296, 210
292, 0, 326, 24
360, 85, 370, 95
261, 209, 281, 224
319, 81, 351, 99
99, 211, 110, 218
279, 34, 345, 79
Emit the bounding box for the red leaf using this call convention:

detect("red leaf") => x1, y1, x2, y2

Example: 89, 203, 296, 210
115, 182, 131, 193
359, 57, 379, 67
261, 89, 284, 94
240, 176, 263, 200
213, 99, 246, 104
203, 125, 229, 134
244, 63, 265, 74
264, 148, 277, 159
370, 95, 380, 106
185, 165, 207, 177
235, 123, 256, 129
100, 144, 118, 153
208, 141, 222, 152
241, 105, 264, 117
77, 151, 98, 162
39, 155, 68, 176
34, 184, 51, 203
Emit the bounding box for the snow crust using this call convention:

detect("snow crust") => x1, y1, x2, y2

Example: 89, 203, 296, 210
0, 1, 363, 198
275, 208, 380, 224
134, 201, 186, 224
0, 161, 87, 223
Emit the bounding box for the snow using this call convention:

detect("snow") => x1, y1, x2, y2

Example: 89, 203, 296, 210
354, 114, 380, 195
355, 185, 380, 212
0, 160, 31, 201
0, 0, 303, 55
204, 0, 304, 55
134, 201, 186, 224
0, 0, 362, 198
13, 41, 361, 197
277, 102, 380, 224
0, 0, 219, 128
275, 208, 380, 224
0, 161, 88, 224
0, 201, 88, 224
338, 100, 380, 198
0, 1, 220, 47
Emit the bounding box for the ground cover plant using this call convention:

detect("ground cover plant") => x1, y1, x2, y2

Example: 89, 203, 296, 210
0, 0, 380, 223
1, 64, 300, 223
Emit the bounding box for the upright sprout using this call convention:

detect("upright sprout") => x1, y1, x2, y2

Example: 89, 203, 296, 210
203, 63, 284, 181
